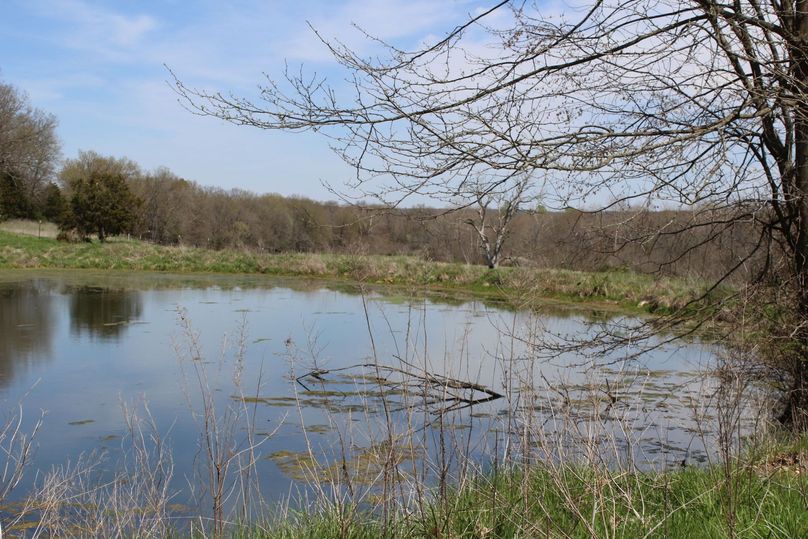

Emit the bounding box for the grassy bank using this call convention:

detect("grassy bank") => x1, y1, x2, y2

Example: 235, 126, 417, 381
252, 459, 807, 538
0, 230, 723, 315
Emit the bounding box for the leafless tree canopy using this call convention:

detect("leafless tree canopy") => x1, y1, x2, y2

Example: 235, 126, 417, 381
0, 80, 60, 202
173, 0, 808, 426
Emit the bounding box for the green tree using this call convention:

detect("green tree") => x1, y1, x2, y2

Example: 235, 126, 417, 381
61, 152, 141, 242
40, 182, 66, 224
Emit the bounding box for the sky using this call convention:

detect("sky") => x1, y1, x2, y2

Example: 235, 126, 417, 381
0, 0, 493, 200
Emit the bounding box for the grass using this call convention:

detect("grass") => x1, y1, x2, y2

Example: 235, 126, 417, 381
0, 218, 59, 238
245, 457, 808, 538
0, 229, 724, 316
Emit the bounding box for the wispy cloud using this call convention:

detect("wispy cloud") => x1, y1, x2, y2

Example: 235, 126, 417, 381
279, 0, 470, 62
25, 0, 157, 54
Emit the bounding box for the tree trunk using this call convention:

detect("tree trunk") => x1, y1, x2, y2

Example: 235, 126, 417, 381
98, 226, 106, 243
778, 292, 808, 429
779, 0, 808, 429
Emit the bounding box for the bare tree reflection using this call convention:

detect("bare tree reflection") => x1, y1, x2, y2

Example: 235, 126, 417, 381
0, 281, 56, 386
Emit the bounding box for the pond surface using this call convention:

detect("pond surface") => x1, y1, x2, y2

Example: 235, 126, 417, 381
0, 269, 737, 517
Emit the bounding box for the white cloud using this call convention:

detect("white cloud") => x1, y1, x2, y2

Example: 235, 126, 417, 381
15, 73, 106, 103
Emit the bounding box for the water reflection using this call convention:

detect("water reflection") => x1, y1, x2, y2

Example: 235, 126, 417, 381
67, 286, 143, 340
0, 280, 56, 386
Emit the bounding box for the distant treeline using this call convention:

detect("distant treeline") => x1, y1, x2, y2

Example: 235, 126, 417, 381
123, 167, 766, 282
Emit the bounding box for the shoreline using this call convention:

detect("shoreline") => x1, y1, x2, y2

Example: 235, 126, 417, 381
0, 231, 723, 317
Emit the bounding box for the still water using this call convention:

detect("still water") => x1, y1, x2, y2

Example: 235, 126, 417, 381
0, 269, 731, 513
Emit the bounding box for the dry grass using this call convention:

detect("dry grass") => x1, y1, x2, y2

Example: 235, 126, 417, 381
249, 308, 806, 539
0, 219, 58, 239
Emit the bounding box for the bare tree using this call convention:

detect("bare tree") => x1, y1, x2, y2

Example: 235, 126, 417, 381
173, 0, 808, 427
463, 173, 535, 268
0, 80, 60, 209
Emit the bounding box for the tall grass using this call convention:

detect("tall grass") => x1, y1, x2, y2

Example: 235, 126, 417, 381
23, 403, 174, 537
242, 300, 805, 539
250, 463, 806, 539
172, 309, 277, 538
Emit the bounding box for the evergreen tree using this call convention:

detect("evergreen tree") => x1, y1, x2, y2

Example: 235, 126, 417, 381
40, 182, 66, 223
66, 170, 140, 242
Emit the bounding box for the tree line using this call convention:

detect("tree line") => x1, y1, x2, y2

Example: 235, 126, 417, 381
125, 173, 761, 283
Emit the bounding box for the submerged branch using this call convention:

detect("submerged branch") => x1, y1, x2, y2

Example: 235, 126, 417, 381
296, 361, 503, 415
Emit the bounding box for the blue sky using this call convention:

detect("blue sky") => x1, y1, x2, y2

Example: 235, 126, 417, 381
0, 0, 489, 200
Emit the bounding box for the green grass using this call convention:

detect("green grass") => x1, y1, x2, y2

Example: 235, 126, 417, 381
242, 459, 807, 538
244, 433, 808, 538
0, 229, 724, 315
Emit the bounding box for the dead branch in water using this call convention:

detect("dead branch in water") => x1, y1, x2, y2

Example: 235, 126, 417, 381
295, 360, 503, 415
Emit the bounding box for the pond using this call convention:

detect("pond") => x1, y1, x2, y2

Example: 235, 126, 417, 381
0, 269, 746, 522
